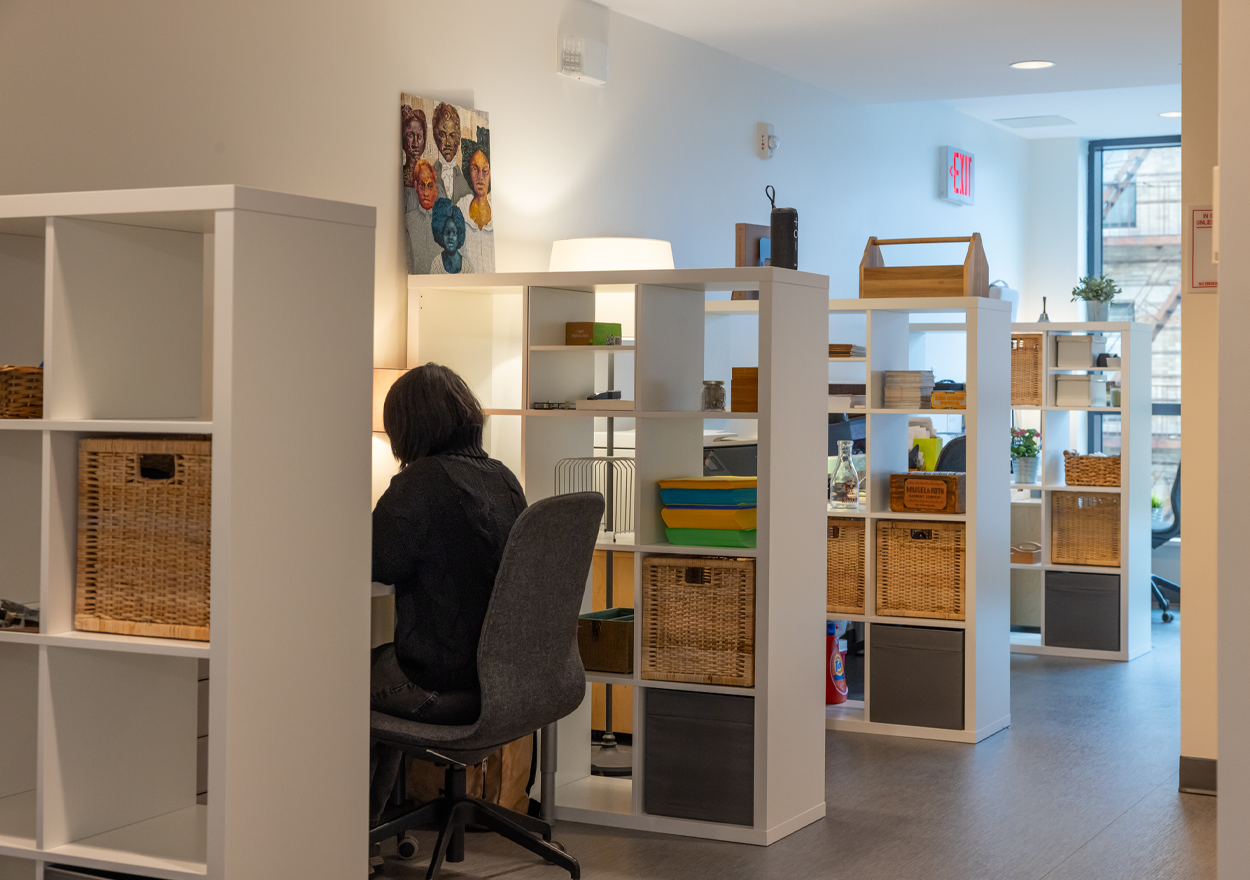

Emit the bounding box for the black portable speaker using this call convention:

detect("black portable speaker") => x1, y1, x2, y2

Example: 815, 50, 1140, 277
766, 185, 797, 270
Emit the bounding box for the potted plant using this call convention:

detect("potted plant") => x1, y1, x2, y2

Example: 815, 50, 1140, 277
1011, 428, 1041, 484
1151, 494, 1166, 526
1071, 274, 1122, 322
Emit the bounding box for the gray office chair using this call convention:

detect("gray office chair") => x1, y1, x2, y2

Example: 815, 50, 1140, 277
370, 491, 604, 879
934, 434, 966, 472
1151, 465, 1181, 623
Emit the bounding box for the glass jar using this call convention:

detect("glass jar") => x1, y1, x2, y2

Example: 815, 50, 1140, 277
701, 380, 726, 412
829, 440, 860, 509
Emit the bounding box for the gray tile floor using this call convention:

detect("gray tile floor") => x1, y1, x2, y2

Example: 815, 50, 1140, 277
378, 611, 1214, 879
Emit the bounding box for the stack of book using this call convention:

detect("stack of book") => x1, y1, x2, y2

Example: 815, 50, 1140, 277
828, 383, 867, 410
658, 476, 757, 549
884, 370, 935, 409
829, 343, 866, 358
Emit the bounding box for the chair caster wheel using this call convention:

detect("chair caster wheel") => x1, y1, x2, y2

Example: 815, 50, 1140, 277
1162, 612, 1173, 623
544, 840, 567, 862
397, 831, 419, 860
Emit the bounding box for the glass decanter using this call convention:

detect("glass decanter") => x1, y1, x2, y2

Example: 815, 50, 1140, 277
829, 440, 860, 510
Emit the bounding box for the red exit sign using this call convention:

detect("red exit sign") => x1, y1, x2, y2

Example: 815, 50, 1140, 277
941, 146, 975, 205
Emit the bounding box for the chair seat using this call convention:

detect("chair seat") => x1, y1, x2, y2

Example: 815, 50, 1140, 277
371, 710, 515, 764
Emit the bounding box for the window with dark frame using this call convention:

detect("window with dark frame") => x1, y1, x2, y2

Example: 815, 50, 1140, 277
1086, 135, 1182, 510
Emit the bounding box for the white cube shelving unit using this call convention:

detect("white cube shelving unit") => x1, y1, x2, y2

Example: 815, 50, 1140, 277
409, 268, 829, 845
712, 298, 1011, 744
0, 186, 375, 880
1008, 322, 1152, 662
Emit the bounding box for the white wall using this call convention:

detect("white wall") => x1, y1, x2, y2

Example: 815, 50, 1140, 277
1219, 0, 1250, 867
0, 0, 1028, 370
1021, 137, 1088, 322
1182, 0, 1220, 770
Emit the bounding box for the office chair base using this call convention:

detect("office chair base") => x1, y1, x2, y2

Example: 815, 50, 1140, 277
1151, 575, 1178, 624
369, 764, 579, 880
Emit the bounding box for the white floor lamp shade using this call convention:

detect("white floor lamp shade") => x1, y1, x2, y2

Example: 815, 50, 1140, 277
549, 237, 674, 272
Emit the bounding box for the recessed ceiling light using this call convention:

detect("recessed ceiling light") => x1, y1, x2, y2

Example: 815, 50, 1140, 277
1010, 60, 1055, 69
1160, 111, 1182, 118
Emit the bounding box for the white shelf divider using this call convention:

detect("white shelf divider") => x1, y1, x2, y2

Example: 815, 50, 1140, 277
412, 268, 829, 846
0, 186, 375, 880
825, 297, 1011, 744
1008, 322, 1152, 662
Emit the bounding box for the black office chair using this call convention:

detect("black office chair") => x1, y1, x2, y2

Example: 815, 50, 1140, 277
369, 492, 604, 879
1151, 465, 1181, 623
934, 435, 966, 472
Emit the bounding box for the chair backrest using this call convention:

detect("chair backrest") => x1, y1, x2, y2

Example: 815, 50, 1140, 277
934, 435, 966, 473
469, 491, 604, 747
1152, 463, 1181, 548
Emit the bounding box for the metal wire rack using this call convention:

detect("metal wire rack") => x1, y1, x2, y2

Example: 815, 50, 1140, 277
554, 456, 635, 543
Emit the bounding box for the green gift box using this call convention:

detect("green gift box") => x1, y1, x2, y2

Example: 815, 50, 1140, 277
566, 322, 623, 346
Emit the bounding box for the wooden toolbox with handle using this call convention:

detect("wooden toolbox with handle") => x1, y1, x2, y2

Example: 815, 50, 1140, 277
859, 234, 989, 299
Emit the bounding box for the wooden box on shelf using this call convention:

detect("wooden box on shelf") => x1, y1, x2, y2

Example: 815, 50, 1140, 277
858, 234, 989, 299
1051, 492, 1120, 567
577, 608, 634, 674
875, 520, 966, 620
76, 435, 212, 641
641, 556, 756, 688
827, 518, 866, 614
1010, 542, 1042, 564
1011, 334, 1043, 406
1062, 451, 1121, 486
889, 471, 967, 514
0, 365, 42, 418
731, 367, 758, 413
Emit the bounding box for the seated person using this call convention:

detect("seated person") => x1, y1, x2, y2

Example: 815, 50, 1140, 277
369, 363, 527, 822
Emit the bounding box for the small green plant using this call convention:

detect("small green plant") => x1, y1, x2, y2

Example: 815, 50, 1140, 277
1011, 428, 1040, 459
1151, 495, 1164, 509
1071, 274, 1122, 303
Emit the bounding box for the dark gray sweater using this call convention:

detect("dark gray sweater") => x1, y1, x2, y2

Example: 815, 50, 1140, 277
372, 448, 527, 692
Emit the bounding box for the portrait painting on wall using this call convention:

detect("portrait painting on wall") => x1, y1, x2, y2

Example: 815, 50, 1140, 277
401, 93, 494, 275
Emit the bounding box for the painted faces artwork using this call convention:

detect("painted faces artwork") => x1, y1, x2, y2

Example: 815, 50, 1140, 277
415, 161, 437, 211
401, 94, 492, 274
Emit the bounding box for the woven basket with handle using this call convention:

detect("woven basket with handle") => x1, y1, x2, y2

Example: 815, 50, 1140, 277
1011, 335, 1042, 407
1062, 451, 1121, 487
76, 436, 212, 641
0, 365, 42, 419
827, 518, 866, 614
875, 520, 965, 620
641, 556, 755, 687
1051, 492, 1119, 567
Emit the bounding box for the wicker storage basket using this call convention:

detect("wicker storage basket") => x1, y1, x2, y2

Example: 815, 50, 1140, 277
1051, 492, 1120, 567
76, 436, 212, 641
875, 520, 966, 620
1062, 451, 1121, 487
827, 518, 866, 614
1011, 335, 1042, 407
641, 556, 755, 687
0, 366, 42, 419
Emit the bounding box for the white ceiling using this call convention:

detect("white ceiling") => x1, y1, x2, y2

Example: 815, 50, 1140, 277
947, 84, 1182, 140
602, 0, 1181, 105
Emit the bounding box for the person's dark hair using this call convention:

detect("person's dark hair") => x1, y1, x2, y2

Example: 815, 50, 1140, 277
384, 364, 485, 467
431, 198, 466, 249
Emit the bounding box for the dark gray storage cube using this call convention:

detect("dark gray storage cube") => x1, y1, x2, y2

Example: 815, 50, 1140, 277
869, 624, 964, 730
46, 867, 149, 879
643, 689, 754, 826
1045, 571, 1120, 651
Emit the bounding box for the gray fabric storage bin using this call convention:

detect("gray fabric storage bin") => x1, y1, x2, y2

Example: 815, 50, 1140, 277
643, 689, 754, 826
869, 624, 965, 730
1045, 571, 1120, 651
46, 867, 149, 880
